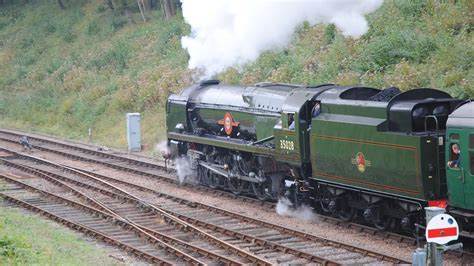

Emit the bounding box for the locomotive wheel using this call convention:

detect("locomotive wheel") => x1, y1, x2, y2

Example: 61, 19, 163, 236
318, 189, 333, 213
209, 173, 221, 189
337, 195, 355, 222
374, 216, 393, 231
227, 178, 246, 195
198, 166, 210, 186
251, 182, 267, 201
338, 208, 355, 222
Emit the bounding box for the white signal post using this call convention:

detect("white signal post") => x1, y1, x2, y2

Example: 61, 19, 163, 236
413, 207, 463, 266
425, 213, 459, 245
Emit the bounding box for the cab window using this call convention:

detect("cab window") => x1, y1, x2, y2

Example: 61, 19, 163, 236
288, 113, 295, 130
312, 103, 321, 118
470, 134, 474, 149
450, 133, 459, 140
448, 143, 460, 169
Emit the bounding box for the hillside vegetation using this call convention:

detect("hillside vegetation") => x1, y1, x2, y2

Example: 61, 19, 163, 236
0, 0, 472, 152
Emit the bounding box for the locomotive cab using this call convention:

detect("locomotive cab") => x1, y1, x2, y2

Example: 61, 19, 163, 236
275, 86, 331, 169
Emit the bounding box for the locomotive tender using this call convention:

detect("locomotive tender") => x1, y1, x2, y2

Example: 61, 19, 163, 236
165, 80, 473, 233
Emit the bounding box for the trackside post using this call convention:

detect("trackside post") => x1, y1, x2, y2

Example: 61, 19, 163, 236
413, 207, 463, 266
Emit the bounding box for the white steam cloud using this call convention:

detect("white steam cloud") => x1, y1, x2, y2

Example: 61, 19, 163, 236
155, 141, 193, 183
276, 197, 317, 222
156, 141, 170, 158
181, 0, 384, 78
175, 157, 194, 184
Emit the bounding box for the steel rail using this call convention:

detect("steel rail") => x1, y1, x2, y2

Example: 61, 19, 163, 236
0, 130, 165, 169
0, 172, 206, 265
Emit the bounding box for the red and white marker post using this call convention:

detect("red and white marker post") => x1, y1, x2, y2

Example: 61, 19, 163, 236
413, 207, 463, 266
425, 213, 459, 245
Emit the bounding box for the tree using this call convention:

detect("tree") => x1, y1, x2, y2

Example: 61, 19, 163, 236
57, 0, 65, 9
105, 0, 114, 10
162, 0, 175, 20
136, 0, 147, 22
142, 0, 151, 11
122, 0, 135, 23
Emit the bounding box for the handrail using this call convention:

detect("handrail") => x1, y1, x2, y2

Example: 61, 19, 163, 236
424, 115, 441, 196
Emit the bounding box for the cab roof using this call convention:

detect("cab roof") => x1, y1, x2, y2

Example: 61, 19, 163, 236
447, 101, 474, 128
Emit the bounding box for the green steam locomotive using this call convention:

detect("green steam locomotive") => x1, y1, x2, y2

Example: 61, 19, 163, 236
165, 80, 473, 234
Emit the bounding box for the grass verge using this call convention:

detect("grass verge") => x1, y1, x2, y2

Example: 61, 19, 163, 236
0, 203, 119, 265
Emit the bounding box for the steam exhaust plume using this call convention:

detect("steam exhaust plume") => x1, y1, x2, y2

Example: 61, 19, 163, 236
175, 156, 194, 184
155, 141, 193, 184
276, 197, 317, 222
156, 141, 171, 159
181, 0, 384, 78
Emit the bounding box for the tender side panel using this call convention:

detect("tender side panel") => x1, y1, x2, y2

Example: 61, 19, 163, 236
310, 113, 427, 200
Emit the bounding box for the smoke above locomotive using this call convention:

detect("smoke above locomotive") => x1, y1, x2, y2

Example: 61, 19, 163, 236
180, 0, 384, 78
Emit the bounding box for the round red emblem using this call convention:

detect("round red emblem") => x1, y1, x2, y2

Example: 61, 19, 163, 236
224, 112, 233, 135
357, 152, 366, 173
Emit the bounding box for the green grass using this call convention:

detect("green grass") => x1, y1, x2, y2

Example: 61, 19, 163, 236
0, 0, 472, 152
0, 204, 118, 265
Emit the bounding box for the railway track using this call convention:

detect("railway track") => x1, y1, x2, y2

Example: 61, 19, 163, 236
0, 147, 409, 264
1, 129, 472, 262
0, 129, 168, 168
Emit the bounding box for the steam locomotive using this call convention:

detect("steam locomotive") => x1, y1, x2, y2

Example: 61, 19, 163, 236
165, 80, 473, 234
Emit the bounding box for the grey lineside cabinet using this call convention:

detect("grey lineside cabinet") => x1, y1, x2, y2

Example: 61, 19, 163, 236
126, 113, 141, 152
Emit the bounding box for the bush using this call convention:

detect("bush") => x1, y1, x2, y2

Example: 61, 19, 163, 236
13, 65, 27, 82
110, 42, 130, 71
434, 39, 472, 72
19, 37, 34, 49
46, 58, 62, 74
109, 87, 136, 112
44, 20, 56, 34
60, 28, 76, 42
96, 5, 107, 13
323, 24, 336, 46
86, 21, 100, 35
395, 0, 429, 19
356, 30, 437, 72
89, 42, 130, 72
109, 14, 128, 32
15, 50, 38, 66
0, 237, 29, 262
